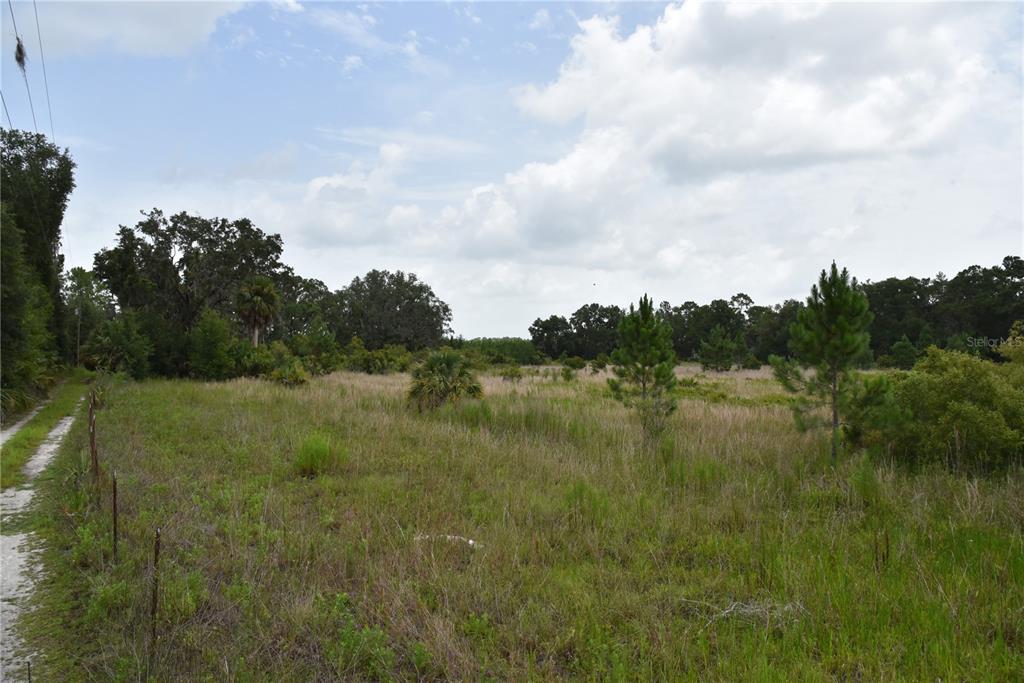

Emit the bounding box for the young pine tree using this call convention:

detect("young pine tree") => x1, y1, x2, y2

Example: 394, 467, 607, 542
771, 262, 873, 466
609, 294, 678, 441
889, 335, 919, 370
697, 325, 738, 372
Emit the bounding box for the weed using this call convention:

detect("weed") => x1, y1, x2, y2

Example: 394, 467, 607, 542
294, 433, 340, 477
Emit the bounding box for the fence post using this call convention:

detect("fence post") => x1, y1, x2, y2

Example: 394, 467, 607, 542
89, 392, 98, 481
147, 527, 161, 673
112, 469, 118, 561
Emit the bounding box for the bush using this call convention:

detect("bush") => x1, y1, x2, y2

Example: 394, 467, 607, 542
739, 354, 762, 370
847, 348, 1024, 472
344, 337, 412, 374
460, 337, 542, 365
288, 318, 342, 376
189, 309, 237, 380
560, 366, 577, 382
236, 341, 276, 376
697, 325, 736, 372
562, 356, 587, 371
998, 320, 1024, 364
408, 349, 482, 411
83, 312, 153, 379
590, 353, 609, 374
498, 365, 523, 383
294, 433, 337, 477
271, 357, 309, 387
889, 335, 919, 370
263, 341, 308, 386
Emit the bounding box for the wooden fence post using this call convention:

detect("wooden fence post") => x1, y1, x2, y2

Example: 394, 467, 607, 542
89, 392, 98, 481
112, 470, 119, 561
148, 527, 161, 673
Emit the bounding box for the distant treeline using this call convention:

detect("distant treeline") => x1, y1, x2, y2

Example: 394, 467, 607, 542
530, 257, 1024, 367
2, 127, 1021, 409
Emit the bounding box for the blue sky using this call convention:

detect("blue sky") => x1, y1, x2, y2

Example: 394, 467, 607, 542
2, 1, 1021, 337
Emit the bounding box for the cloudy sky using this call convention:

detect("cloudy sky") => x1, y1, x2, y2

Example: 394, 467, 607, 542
2, 1, 1021, 337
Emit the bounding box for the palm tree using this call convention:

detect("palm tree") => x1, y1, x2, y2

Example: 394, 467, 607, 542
408, 349, 482, 411
236, 276, 280, 347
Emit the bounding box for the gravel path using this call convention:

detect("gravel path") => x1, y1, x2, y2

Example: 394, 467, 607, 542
0, 411, 77, 681
0, 402, 50, 448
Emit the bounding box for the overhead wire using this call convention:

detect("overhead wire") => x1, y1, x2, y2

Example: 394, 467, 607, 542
1, 88, 13, 128
7, 0, 39, 134
31, 0, 54, 143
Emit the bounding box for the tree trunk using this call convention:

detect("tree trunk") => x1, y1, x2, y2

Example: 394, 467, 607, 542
830, 370, 839, 467
252, 326, 260, 348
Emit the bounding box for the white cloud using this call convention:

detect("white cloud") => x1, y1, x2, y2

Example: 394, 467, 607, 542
316, 126, 486, 159
57, 2, 1022, 338
515, 3, 1007, 178
306, 143, 408, 202
341, 54, 363, 73
273, 0, 304, 14
309, 7, 448, 76
529, 9, 553, 32
28, 1, 243, 58
410, 1, 1019, 332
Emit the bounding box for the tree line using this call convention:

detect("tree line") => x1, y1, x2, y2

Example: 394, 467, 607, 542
1, 130, 76, 411
2, 127, 1021, 414
530, 257, 1023, 369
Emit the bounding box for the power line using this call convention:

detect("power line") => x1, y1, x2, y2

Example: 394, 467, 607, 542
7, 0, 39, 135
1, 88, 13, 128
4, 0, 18, 35
31, 0, 54, 143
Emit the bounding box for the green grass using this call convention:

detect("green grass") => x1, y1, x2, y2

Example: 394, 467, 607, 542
0, 370, 91, 489
18, 370, 1024, 680
294, 432, 344, 477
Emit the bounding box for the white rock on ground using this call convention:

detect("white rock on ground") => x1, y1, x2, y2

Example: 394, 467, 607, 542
0, 412, 77, 681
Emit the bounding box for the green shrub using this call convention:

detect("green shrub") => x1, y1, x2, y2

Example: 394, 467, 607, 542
460, 337, 541, 365
847, 348, 1024, 472
697, 325, 737, 372
83, 312, 153, 379
498, 364, 523, 383
271, 357, 309, 387
408, 349, 482, 411
236, 341, 276, 376
189, 308, 237, 380
889, 335, 919, 370
563, 356, 587, 370
740, 354, 762, 370
344, 337, 412, 374
560, 366, 577, 382
287, 316, 340, 376
295, 433, 337, 477
998, 320, 1024, 364
316, 593, 396, 679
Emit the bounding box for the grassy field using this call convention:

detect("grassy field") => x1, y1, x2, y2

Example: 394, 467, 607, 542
18, 366, 1024, 680
1, 371, 91, 489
